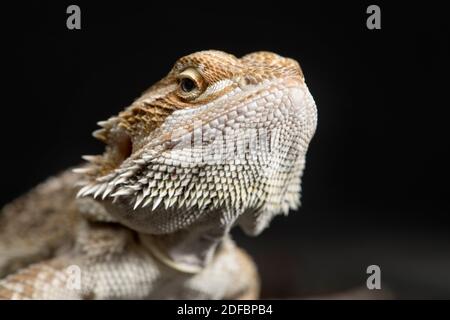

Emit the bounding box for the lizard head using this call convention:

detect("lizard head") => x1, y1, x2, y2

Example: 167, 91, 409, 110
76, 50, 317, 236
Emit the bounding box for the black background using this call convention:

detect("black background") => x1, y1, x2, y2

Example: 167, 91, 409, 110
2, 1, 449, 298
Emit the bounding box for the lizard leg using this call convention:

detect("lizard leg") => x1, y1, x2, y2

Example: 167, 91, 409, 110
0, 170, 80, 278
0, 257, 82, 300
227, 247, 260, 300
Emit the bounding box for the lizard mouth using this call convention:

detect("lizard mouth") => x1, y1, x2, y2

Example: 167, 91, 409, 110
106, 129, 133, 169
94, 128, 135, 180
75, 126, 137, 199
77, 126, 134, 182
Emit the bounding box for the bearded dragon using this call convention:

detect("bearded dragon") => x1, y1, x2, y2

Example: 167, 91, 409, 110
0, 50, 317, 299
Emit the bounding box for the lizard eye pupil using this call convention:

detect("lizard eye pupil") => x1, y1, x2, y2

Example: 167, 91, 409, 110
180, 78, 196, 93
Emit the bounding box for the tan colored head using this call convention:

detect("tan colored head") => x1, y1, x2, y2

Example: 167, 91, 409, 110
76, 50, 317, 236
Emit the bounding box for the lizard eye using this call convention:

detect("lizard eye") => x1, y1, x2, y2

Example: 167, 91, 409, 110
180, 77, 196, 93
177, 68, 205, 100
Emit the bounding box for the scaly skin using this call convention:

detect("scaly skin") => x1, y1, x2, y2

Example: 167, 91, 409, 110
0, 50, 317, 299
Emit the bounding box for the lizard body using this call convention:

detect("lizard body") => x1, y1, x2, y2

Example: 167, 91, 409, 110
0, 50, 317, 299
